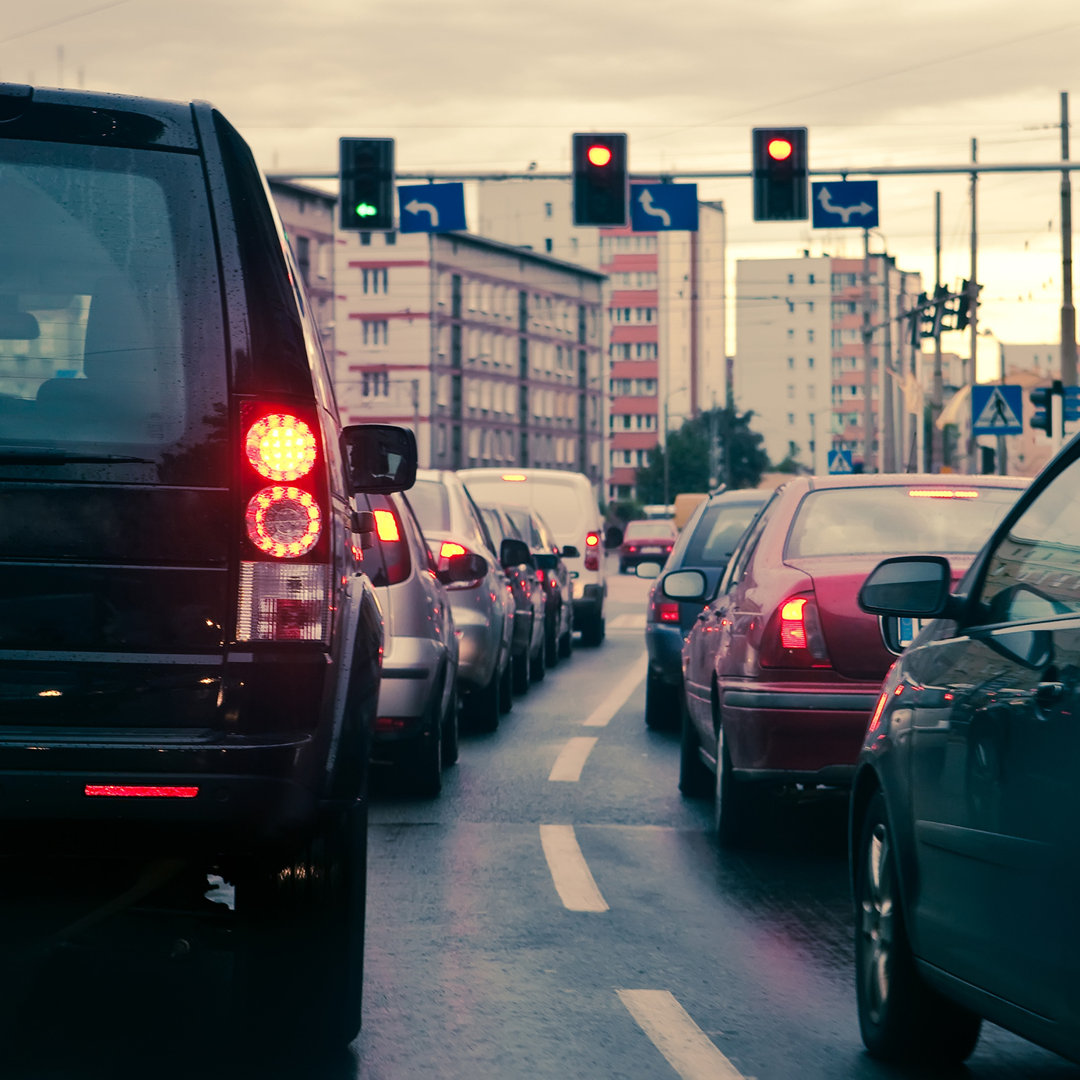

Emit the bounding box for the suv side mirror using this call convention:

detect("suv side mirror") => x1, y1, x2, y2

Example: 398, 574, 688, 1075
500, 537, 534, 570
341, 424, 417, 494
561, 545, 581, 559
438, 552, 488, 586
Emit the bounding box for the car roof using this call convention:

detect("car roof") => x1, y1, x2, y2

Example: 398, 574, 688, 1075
801, 472, 1029, 492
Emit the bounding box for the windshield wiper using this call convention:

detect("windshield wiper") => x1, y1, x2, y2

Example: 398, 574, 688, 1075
0, 448, 154, 464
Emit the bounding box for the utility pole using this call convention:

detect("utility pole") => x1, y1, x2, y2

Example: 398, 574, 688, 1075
1061, 91, 1077, 386
968, 138, 979, 473
861, 228, 874, 471
881, 256, 895, 472
931, 192, 944, 472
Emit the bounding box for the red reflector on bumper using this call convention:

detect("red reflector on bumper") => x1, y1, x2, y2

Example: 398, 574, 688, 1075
84, 785, 199, 798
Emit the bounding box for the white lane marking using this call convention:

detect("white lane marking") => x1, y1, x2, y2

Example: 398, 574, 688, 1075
548, 736, 598, 782
608, 613, 647, 630
584, 651, 648, 727
617, 990, 746, 1080
539, 825, 609, 913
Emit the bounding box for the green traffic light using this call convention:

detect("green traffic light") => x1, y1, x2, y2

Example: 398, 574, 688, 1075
354, 202, 378, 218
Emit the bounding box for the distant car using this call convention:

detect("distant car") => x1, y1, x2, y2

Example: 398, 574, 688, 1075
850, 447, 1080, 1067
619, 518, 677, 573
479, 504, 546, 693
457, 468, 607, 646
640, 489, 769, 730
362, 491, 460, 797
504, 506, 574, 665
675, 474, 1027, 846
408, 470, 515, 731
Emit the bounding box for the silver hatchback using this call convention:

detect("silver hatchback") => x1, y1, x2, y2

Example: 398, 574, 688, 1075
408, 470, 515, 731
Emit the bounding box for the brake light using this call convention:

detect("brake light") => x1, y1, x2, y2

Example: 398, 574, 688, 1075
85, 785, 199, 798
780, 598, 808, 649
373, 506, 411, 585
501, 474, 527, 482
537, 568, 546, 585
436, 539, 484, 589
245, 413, 318, 481
649, 595, 680, 624
441, 541, 467, 559
907, 489, 979, 499
245, 486, 322, 557
761, 592, 831, 669
585, 531, 601, 571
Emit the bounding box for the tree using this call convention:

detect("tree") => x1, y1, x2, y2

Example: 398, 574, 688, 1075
634, 406, 769, 503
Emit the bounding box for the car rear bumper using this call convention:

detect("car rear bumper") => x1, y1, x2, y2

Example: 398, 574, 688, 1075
374, 636, 445, 741
721, 685, 880, 780
572, 583, 604, 620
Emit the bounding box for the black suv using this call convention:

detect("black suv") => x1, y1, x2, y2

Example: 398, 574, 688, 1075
0, 83, 416, 1046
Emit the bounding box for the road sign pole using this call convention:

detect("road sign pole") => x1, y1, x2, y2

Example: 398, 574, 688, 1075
1053, 381, 1065, 453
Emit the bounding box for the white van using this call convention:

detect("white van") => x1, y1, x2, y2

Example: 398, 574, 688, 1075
457, 468, 607, 646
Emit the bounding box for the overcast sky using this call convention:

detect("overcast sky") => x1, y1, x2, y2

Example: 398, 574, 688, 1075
5, 0, 1080, 377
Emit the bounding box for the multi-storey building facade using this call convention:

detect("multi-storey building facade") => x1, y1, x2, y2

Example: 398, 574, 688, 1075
476, 181, 727, 502
333, 228, 606, 480
735, 255, 924, 474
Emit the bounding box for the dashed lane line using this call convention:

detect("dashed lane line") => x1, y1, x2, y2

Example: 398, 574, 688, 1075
548, 736, 598, 782
583, 651, 647, 728
617, 990, 747, 1080
539, 824, 609, 913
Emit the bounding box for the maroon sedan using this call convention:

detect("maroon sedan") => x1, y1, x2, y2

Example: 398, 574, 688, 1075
619, 518, 677, 573
672, 474, 1027, 845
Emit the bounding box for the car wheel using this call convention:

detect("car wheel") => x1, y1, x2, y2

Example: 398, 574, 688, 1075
405, 721, 442, 798
513, 648, 531, 695
469, 666, 501, 733
581, 613, 604, 647
855, 791, 982, 1064
499, 655, 514, 714
644, 671, 679, 731
558, 614, 573, 660
530, 636, 546, 682
713, 725, 755, 847
678, 697, 712, 798
619, 560, 628, 574
545, 613, 559, 668
441, 687, 460, 767
234, 800, 367, 1048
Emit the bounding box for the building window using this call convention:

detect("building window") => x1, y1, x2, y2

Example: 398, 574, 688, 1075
787, 357, 794, 369
385, 232, 396, 245
545, 238, 553, 253
362, 320, 389, 346
787, 273, 795, 284
545, 202, 553, 218
787, 384, 795, 397
295, 236, 311, 285
362, 268, 388, 294
808, 357, 814, 368
808, 274, 815, 284
360, 232, 371, 246
787, 413, 795, 425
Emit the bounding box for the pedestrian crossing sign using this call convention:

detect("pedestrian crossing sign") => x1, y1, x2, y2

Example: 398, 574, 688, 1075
971, 384, 1023, 436
827, 448, 854, 474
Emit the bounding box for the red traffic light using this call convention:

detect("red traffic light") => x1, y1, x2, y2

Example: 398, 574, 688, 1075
767, 138, 793, 161
587, 144, 613, 167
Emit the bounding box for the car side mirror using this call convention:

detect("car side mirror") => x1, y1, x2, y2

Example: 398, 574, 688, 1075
662, 569, 707, 603
500, 537, 534, 570
636, 563, 661, 580
438, 552, 488, 585
858, 556, 952, 617
341, 424, 417, 494
561, 544, 581, 559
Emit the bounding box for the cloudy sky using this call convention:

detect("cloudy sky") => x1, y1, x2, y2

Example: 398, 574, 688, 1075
5, 0, 1079, 377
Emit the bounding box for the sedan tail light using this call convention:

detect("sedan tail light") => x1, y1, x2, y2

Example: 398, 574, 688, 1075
436, 539, 485, 589
761, 592, 831, 669
648, 595, 680, 624
373, 507, 412, 586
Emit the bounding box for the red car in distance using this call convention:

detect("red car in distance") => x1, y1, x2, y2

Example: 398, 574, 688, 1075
619, 518, 677, 573
672, 474, 1027, 846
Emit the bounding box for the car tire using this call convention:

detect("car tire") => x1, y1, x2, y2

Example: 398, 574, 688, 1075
469, 666, 501, 733
513, 648, 531, 695
855, 791, 982, 1064
678, 697, 712, 797
441, 687, 460, 767
558, 615, 573, 660
234, 800, 367, 1049
530, 636, 546, 683
644, 671, 679, 731
581, 612, 605, 647
545, 613, 559, 669
713, 725, 755, 847
499, 655, 514, 714
406, 721, 442, 798
619, 561, 628, 574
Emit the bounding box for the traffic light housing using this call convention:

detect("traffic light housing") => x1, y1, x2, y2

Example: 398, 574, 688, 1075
572, 133, 628, 227
339, 137, 395, 231
1029, 384, 1053, 436
752, 127, 808, 221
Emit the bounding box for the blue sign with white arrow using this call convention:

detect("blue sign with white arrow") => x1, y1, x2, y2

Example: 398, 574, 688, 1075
971, 384, 1023, 436
827, 448, 854, 474
398, 183, 467, 233
811, 180, 879, 229
630, 183, 699, 232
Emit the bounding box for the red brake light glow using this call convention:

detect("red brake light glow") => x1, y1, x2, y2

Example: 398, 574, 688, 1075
246, 413, 318, 482
245, 486, 322, 558
780, 598, 808, 649
868, 691, 888, 734
85, 785, 198, 798
586, 532, 600, 547
440, 541, 467, 559
374, 508, 400, 542
501, 474, 527, 482
907, 488, 979, 499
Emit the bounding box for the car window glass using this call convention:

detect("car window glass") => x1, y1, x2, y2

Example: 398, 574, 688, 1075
406, 479, 450, 532
721, 496, 776, 592
978, 455, 1080, 624
399, 494, 438, 573
463, 489, 496, 555
683, 500, 766, 567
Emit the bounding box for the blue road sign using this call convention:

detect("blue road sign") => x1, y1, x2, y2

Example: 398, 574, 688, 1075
398, 183, 467, 233
971, 384, 1023, 436
811, 180, 879, 229
629, 183, 699, 232
827, 448, 854, 474
1065, 385, 1080, 422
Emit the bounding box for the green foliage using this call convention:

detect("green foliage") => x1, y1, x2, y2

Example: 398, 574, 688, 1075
634, 405, 770, 502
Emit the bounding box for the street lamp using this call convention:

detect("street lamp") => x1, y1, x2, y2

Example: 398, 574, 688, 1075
662, 385, 690, 508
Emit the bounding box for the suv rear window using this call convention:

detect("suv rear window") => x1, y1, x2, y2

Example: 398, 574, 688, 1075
0, 138, 226, 482
785, 485, 1022, 558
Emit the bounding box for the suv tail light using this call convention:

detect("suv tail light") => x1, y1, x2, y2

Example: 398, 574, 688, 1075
585, 531, 600, 572
237, 404, 331, 643
648, 593, 680, 624
760, 592, 831, 669
373, 507, 412, 586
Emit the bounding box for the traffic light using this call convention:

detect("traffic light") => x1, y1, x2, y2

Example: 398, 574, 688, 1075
572, 133, 628, 227
752, 127, 808, 221
1030, 385, 1053, 436
339, 137, 395, 231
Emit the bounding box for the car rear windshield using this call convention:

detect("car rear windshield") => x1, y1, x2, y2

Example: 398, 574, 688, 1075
0, 138, 227, 483
624, 519, 676, 540
785, 485, 1022, 558
464, 477, 586, 535
408, 479, 451, 532
681, 501, 766, 566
